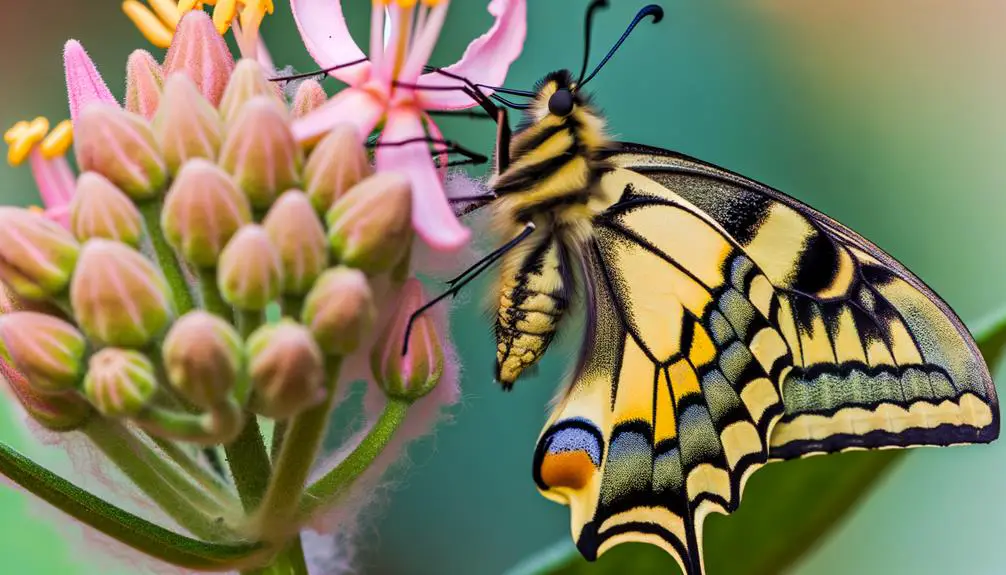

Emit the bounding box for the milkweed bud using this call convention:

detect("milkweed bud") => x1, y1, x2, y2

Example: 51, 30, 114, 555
162, 159, 252, 268
326, 173, 413, 275
83, 348, 157, 418
217, 225, 283, 311
219, 98, 302, 210
70, 173, 144, 247
0, 208, 79, 300
124, 49, 164, 120
304, 124, 372, 215
247, 320, 326, 420
163, 11, 235, 107
291, 79, 327, 119
302, 267, 375, 357
70, 240, 174, 347
74, 103, 167, 201
263, 191, 329, 296
372, 280, 443, 403
163, 311, 244, 410
155, 74, 225, 175
218, 59, 285, 125
0, 312, 86, 393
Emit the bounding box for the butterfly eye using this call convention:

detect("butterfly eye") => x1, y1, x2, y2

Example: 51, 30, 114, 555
548, 89, 575, 117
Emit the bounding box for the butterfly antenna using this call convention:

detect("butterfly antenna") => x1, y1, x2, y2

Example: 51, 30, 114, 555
576, 0, 611, 88
268, 57, 369, 83
579, 4, 664, 88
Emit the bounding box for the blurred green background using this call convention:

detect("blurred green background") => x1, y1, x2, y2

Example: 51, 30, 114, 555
2, 0, 1006, 573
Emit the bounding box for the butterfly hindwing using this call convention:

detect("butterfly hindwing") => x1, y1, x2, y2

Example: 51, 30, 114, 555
532, 145, 998, 575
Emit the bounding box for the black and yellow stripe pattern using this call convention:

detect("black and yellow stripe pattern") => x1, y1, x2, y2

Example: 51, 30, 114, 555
488, 74, 998, 575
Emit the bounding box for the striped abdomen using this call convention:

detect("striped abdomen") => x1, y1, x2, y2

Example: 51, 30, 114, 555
496, 235, 570, 387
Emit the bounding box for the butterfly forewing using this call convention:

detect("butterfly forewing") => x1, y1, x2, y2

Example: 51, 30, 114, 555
531, 144, 998, 575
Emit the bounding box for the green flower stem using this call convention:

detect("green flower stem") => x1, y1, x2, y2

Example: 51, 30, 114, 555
299, 397, 409, 520
257, 359, 342, 538
238, 309, 264, 339
0, 439, 263, 570
139, 201, 195, 316
225, 415, 272, 512
244, 536, 309, 575
84, 418, 239, 541
198, 268, 236, 323
150, 435, 237, 504
270, 421, 288, 461
136, 400, 244, 445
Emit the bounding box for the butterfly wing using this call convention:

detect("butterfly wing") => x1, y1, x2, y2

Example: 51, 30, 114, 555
532, 144, 998, 575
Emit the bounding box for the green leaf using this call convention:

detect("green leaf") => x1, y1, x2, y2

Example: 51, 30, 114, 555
507, 308, 1006, 575
0, 441, 263, 570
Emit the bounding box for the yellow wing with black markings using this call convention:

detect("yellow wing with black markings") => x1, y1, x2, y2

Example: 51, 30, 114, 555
531, 143, 998, 575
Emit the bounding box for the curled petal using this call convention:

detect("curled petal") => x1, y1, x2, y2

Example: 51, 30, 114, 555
376, 108, 469, 252
63, 40, 119, 122
29, 152, 75, 229
293, 87, 384, 144
292, 0, 370, 86
416, 0, 527, 110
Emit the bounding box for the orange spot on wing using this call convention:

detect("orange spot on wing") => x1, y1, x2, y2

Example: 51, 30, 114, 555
540, 451, 596, 490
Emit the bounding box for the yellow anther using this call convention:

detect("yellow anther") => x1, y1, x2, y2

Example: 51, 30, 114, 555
396, 0, 419, 7
4, 121, 30, 145
27, 206, 45, 216
148, 0, 183, 28
6, 117, 72, 167
40, 121, 74, 160
122, 0, 175, 49
212, 0, 238, 34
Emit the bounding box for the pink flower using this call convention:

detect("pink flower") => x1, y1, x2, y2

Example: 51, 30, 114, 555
291, 0, 526, 252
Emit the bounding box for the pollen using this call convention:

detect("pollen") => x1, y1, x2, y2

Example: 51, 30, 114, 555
5, 117, 52, 167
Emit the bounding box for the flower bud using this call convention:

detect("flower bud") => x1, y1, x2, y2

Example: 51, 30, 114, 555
0, 208, 79, 300
1, 361, 93, 431
304, 124, 372, 215
372, 280, 443, 403
291, 79, 327, 119
326, 172, 413, 275
162, 159, 252, 268
0, 312, 86, 393
70, 172, 144, 247
83, 348, 157, 418
70, 240, 174, 347
154, 74, 225, 175
302, 267, 375, 357
218, 59, 285, 125
219, 98, 303, 210
163, 311, 243, 410
262, 191, 329, 296
124, 49, 164, 120
74, 103, 168, 201
217, 225, 283, 311
247, 320, 326, 419
163, 11, 235, 107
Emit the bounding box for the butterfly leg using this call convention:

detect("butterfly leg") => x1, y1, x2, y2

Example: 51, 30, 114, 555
401, 222, 536, 354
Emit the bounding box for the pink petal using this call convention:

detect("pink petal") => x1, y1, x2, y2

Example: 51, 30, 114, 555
422, 112, 449, 181
292, 0, 371, 86
377, 107, 470, 252
416, 0, 527, 110
64, 40, 119, 122
397, 3, 449, 84
292, 87, 385, 143
28, 151, 76, 229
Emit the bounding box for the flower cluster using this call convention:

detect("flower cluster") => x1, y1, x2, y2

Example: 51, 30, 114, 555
0, 1, 525, 571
